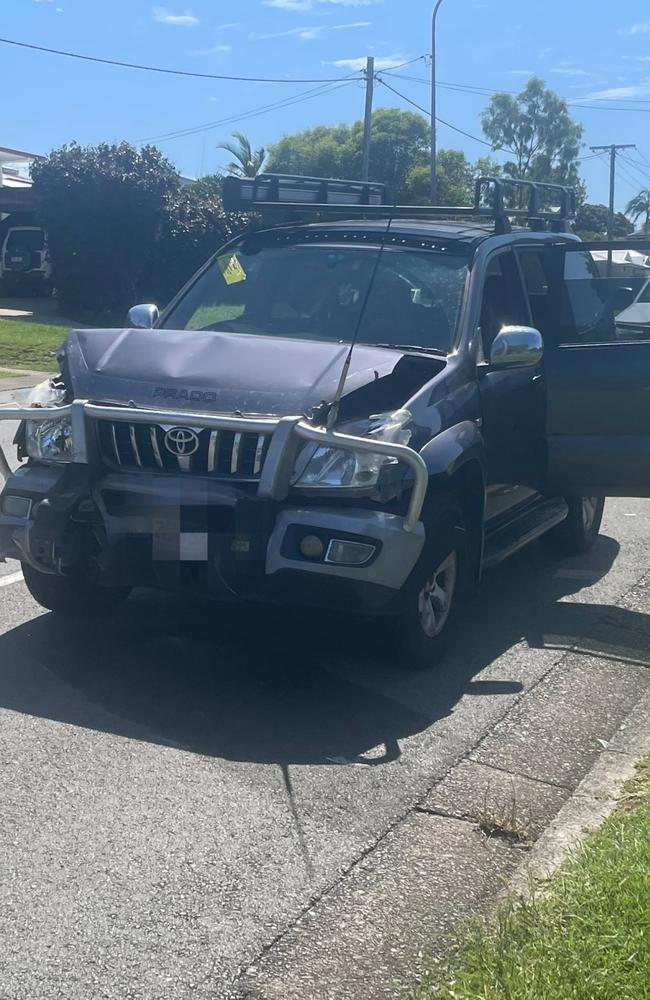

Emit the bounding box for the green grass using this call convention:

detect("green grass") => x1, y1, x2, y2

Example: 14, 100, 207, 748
0, 320, 70, 371
0, 369, 20, 378
416, 758, 650, 1000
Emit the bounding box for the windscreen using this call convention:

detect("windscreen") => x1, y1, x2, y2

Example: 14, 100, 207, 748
162, 243, 469, 354
7, 229, 45, 252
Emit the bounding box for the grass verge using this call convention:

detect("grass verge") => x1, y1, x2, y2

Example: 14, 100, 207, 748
0, 320, 69, 371
416, 757, 650, 1000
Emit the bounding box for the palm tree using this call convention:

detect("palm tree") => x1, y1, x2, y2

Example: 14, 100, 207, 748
217, 131, 266, 178
626, 188, 650, 235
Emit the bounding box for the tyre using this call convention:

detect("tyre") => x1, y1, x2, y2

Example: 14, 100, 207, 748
22, 562, 130, 619
394, 496, 466, 671
540, 496, 605, 556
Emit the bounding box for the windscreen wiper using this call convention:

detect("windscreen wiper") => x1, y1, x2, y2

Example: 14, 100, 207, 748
375, 343, 448, 357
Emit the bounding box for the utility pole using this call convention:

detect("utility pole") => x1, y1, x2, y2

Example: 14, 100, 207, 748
361, 56, 375, 182
590, 143, 636, 276
430, 0, 444, 204
589, 143, 636, 241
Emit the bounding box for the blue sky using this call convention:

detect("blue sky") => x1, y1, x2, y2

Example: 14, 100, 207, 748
4, 0, 650, 210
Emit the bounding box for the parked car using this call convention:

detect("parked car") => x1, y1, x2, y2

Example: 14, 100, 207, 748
0, 225, 52, 296
2, 175, 650, 668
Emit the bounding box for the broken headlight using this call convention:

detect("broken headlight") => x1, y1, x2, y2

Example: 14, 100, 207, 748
25, 415, 73, 463
292, 409, 413, 491
23, 379, 73, 463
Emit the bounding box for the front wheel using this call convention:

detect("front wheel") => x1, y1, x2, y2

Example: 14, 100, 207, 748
394, 497, 465, 671
22, 563, 130, 619
541, 496, 605, 555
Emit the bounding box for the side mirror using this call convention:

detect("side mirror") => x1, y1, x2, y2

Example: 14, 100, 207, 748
489, 325, 543, 369
127, 303, 159, 329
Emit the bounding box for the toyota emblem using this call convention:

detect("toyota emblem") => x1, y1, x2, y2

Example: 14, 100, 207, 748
164, 427, 200, 457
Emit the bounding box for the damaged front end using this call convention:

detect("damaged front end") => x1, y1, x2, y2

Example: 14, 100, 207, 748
0, 377, 95, 573
0, 373, 430, 610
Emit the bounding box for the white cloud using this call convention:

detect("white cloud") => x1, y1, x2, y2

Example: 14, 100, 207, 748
152, 6, 198, 26
507, 69, 534, 76
551, 66, 590, 77
253, 20, 370, 40
264, 0, 376, 10
584, 83, 650, 100
618, 21, 650, 36
216, 22, 241, 29
327, 52, 406, 71
192, 44, 232, 55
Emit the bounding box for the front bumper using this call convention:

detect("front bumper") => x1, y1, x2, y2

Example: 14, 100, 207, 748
0, 401, 428, 613
0, 467, 424, 613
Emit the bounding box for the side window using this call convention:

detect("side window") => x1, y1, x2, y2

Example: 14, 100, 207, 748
479, 250, 531, 355
517, 248, 553, 340
559, 248, 650, 345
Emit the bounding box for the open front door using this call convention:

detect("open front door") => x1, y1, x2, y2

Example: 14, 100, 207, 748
543, 239, 650, 496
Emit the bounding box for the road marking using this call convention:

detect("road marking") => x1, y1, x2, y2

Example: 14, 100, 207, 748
0, 570, 24, 588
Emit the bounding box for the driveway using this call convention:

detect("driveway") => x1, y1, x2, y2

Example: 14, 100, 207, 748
0, 294, 78, 327
0, 408, 649, 998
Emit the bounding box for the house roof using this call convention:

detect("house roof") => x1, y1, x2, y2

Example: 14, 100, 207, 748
0, 146, 44, 166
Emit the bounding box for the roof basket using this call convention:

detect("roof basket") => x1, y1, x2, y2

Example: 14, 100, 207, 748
223, 173, 576, 233
223, 174, 386, 211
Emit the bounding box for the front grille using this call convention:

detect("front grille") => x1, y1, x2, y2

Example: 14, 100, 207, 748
96, 421, 271, 478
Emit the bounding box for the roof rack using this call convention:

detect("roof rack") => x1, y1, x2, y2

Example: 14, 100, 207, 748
222, 173, 576, 234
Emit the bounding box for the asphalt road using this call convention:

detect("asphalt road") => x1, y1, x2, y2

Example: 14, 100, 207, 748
1, 409, 650, 998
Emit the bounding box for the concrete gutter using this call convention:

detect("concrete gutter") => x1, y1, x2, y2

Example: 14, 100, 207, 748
511, 689, 650, 893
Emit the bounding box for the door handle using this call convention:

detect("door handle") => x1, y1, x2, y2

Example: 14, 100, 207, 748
532, 374, 544, 382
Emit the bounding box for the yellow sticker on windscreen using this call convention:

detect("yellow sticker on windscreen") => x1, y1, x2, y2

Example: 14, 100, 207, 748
217, 253, 247, 285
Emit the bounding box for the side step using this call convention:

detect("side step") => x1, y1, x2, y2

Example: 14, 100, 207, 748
483, 497, 569, 569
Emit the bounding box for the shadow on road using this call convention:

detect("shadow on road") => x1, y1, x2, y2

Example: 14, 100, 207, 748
0, 534, 648, 765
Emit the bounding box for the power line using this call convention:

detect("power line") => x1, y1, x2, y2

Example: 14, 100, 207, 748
375, 75, 498, 149
383, 71, 650, 109
635, 149, 650, 171
138, 79, 357, 144
617, 153, 650, 189
0, 35, 354, 85
618, 153, 650, 183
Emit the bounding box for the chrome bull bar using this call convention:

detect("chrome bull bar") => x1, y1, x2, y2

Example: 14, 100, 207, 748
0, 400, 428, 532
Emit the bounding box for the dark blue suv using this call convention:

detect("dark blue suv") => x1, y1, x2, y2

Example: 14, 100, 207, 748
2, 175, 649, 669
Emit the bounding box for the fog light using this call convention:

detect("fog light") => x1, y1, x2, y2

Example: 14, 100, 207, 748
1, 495, 32, 519
299, 534, 325, 559
325, 539, 376, 566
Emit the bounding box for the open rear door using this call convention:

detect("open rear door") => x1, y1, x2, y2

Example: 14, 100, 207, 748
543, 240, 650, 496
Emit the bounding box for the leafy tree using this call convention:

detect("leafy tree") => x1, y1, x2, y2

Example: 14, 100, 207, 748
473, 156, 503, 180
142, 184, 245, 304
481, 77, 583, 188
405, 150, 474, 205
217, 131, 266, 177
191, 173, 224, 199
32, 142, 246, 318
575, 203, 634, 241
31, 142, 180, 317
267, 108, 430, 200
626, 188, 650, 234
